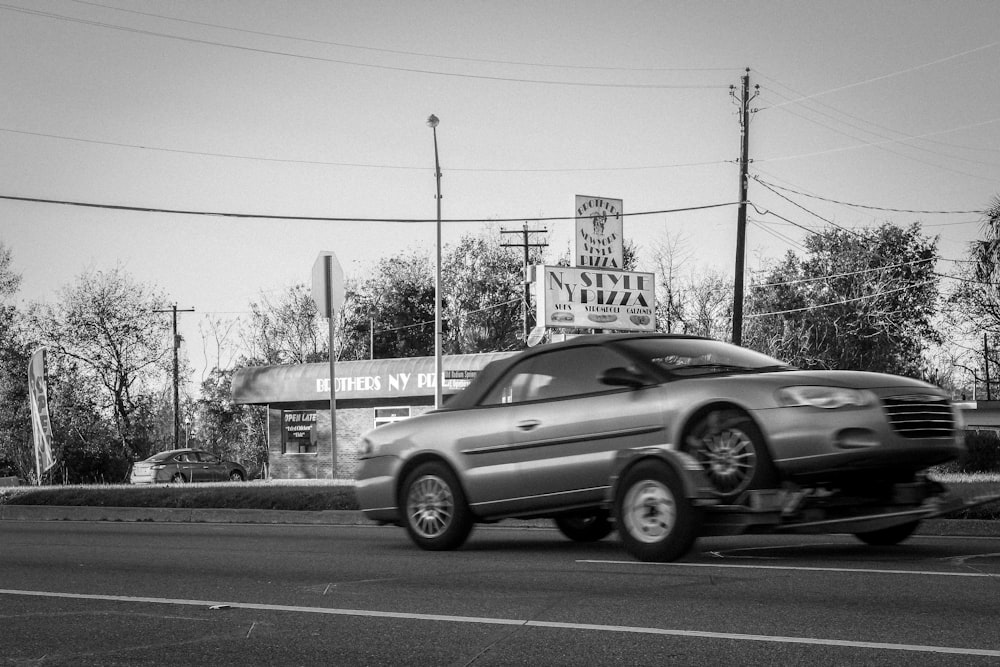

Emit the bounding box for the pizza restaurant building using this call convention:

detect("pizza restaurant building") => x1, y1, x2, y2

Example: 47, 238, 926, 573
231, 352, 514, 480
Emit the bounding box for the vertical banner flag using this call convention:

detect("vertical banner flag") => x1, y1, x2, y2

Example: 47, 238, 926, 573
28, 348, 56, 478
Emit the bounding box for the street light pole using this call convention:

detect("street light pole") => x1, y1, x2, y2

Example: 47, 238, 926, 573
427, 114, 443, 410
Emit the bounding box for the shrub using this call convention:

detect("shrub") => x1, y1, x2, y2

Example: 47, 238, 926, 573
959, 430, 1000, 474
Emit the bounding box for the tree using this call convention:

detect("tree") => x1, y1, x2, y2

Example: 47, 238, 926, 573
0, 242, 32, 479
27, 267, 172, 459
745, 222, 939, 377
948, 196, 1000, 397
968, 196, 1000, 331
241, 284, 327, 365
338, 250, 436, 360
194, 367, 267, 476
643, 231, 732, 339
443, 232, 540, 353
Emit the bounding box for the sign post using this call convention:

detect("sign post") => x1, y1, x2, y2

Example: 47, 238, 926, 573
311, 252, 345, 479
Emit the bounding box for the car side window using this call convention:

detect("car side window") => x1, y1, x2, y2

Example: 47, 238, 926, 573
480, 346, 629, 405
196, 452, 219, 464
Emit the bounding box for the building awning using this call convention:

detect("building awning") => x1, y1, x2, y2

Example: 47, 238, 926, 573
231, 352, 517, 406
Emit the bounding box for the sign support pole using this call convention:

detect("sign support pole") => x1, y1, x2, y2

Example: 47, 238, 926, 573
325, 255, 338, 480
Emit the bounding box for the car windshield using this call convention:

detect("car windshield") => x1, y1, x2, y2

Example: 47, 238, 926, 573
616, 338, 792, 377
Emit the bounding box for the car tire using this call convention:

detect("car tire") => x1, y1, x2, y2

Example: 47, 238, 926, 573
554, 510, 614, 542
401, 462, 474, 551
854, 520, 920, 546
684, 410, 778, 501
614, 459, 701, 562
170, 472, 187, 483
229, 470, 245, 482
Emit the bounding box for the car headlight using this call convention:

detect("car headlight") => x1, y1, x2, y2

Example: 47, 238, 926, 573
360, 438, 375, 458
777, 386, 874, 409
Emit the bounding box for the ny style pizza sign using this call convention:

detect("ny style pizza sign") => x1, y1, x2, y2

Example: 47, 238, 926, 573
535, 266, 655, 332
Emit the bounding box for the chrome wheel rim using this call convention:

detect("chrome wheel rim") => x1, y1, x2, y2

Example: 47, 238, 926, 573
622, 479, 676, 544
696, 427, 756, 495
406, 474, 454, 539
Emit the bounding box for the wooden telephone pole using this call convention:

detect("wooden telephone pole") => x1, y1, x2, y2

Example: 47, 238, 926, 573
731, 68, 757, 346
501, 223, 548, 341
154, 304, 195, 449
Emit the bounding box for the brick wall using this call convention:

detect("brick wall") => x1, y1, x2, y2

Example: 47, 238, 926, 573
267, 405, 432, 480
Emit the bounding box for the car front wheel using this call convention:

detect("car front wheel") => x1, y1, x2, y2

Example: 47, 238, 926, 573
229, 470, 245, 482
401, 462, 474, 551
685, 410, 777, 501
554, 510, 614, 542
614, 460, 701, 562
170, 472, 187, 483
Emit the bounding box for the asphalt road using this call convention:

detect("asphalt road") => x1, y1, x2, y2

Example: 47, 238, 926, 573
2, 520, 999, 666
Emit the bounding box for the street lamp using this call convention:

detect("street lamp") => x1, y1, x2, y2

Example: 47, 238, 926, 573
427, 114, 443, 409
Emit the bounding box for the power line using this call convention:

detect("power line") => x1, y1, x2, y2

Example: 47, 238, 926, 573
748, 219, 808, 252
0, 127, 730, 173
0, 3, 728, 90
752, 178, 863, 238
0, 193, 739, 223
66, 0, 737, 74
375, 298, 522, 335
755, 177, 988, 215
762, 40, 1000, 108
748, 279, 938, 318
756, 78, 1000, 169
753, 258, 934, 288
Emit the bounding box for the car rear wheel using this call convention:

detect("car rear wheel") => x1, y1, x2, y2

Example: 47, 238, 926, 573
170, 472, 187, 483
554, 510, 614, 542
684, 410, 777, 502
615, 460, 701, 562
854, 520, 919, 546
401, 462, 474, 551
229, 470, 245, 482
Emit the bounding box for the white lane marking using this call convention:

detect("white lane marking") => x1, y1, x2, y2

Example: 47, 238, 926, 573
578, 560, 997, 577
1, 588, 999, 657
940, 552, 1000, 566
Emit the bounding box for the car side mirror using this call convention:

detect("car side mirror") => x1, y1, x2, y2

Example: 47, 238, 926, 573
599, 367, 646, 389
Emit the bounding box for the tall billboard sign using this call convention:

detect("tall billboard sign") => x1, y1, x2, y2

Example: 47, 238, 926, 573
535, 266, 655, 332
575, 195, 623, 269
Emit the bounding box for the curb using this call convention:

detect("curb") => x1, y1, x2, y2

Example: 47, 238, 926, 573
1, 505, 997, 536
0, 505, 371, 525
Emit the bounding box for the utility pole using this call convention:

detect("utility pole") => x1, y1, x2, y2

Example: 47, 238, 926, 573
501, 223, 549, 341
154, 304, 195, 450
986, 333, 993, 402
730, 68, 758, 347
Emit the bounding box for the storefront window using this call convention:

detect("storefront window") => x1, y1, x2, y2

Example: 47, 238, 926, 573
374, 406, 411, 428
282, 410, 317, 454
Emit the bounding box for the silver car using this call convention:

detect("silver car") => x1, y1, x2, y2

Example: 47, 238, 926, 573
356, 334, 964, 551
130, 448, 247, 484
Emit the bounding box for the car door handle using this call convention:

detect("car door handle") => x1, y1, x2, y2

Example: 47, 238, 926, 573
517, 419, 541, 431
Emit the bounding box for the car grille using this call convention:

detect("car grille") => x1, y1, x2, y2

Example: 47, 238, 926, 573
881, 395, 954, 438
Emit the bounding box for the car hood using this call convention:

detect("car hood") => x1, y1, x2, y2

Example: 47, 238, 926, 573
695, 368, 948, 401
766, 369, 945, 393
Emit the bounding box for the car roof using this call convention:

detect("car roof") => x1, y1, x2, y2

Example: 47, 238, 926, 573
443, 332, 710, 410
148, 448, 201, 459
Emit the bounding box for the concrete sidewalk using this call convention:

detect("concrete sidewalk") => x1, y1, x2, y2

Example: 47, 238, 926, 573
1, 504, 998, 536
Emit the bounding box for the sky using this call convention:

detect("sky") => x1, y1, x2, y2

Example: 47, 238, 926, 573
2, 0, 998, 385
